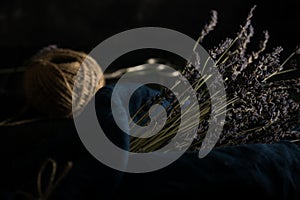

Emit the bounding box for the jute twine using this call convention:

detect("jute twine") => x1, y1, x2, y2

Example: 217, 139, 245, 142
17, 158, 73, 200
24, 47, 105, 118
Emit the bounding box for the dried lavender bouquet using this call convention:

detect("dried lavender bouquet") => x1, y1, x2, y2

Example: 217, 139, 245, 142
130, 6, 300, 152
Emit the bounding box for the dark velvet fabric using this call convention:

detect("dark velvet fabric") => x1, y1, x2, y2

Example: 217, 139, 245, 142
1, 84, 300, 199
118, 141, 300, 199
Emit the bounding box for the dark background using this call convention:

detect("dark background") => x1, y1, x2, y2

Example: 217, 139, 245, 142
0, 0, 299, 68
0, 0, 299, 117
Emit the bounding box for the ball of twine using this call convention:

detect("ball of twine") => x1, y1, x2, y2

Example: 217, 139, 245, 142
24, 48, 105, 118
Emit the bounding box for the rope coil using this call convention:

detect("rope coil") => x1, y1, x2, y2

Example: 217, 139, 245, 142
24, 48, 105, 118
